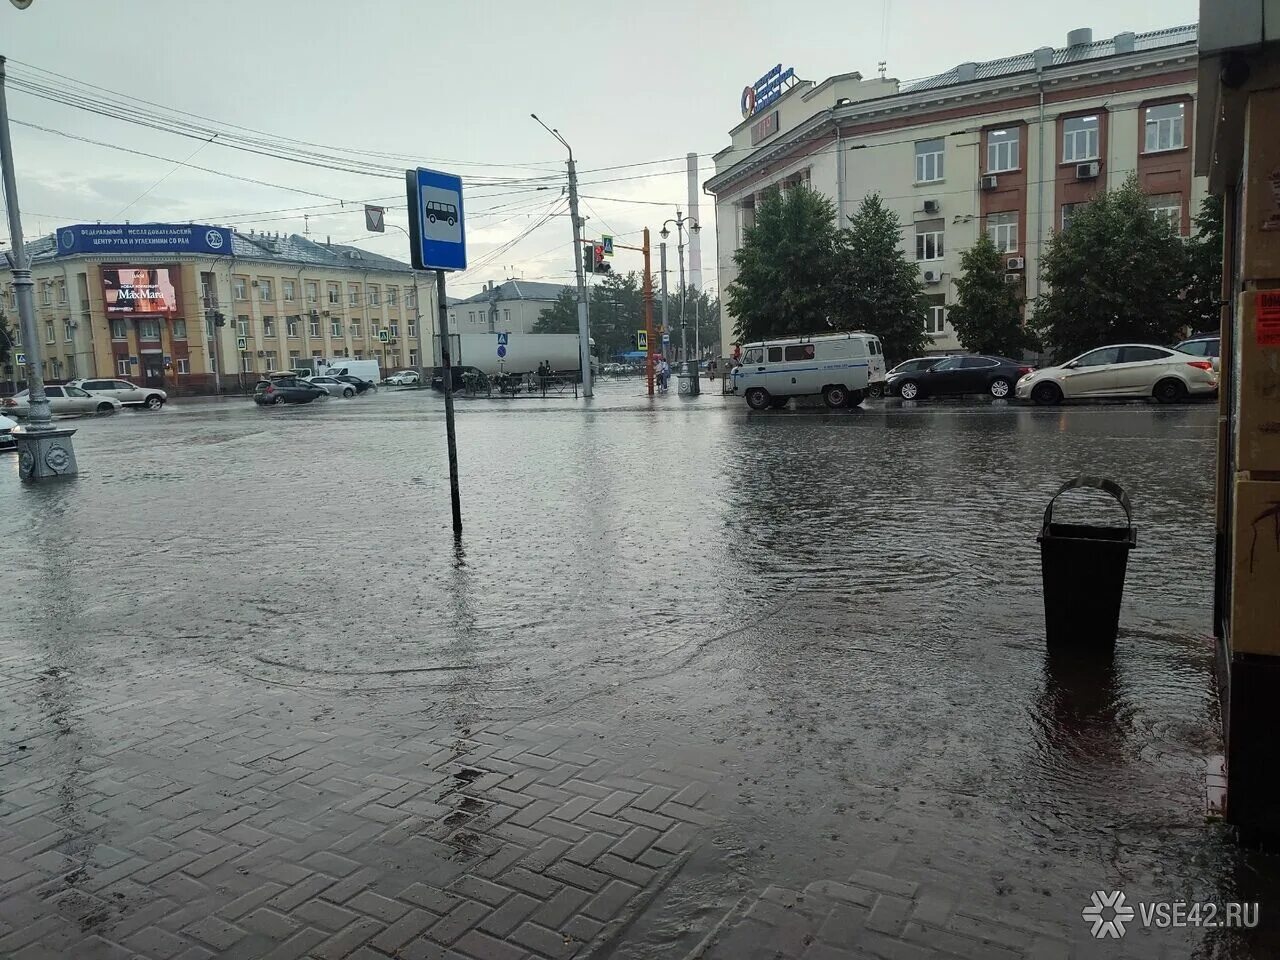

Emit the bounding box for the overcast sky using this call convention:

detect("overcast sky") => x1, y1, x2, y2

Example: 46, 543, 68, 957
0, 0, 1197, 296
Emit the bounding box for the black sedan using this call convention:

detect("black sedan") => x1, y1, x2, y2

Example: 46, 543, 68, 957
334, 374, 377, 394
886, 355, 1033, 401
253, 377, 327, 405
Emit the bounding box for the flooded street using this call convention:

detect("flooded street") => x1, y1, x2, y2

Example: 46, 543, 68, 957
2, 381, 1274, 959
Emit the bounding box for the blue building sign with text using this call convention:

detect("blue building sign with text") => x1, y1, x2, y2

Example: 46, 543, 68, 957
56, 223, 234, 257
740, 64, 796, 118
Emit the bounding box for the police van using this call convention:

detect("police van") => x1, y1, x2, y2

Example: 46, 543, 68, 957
730, 332, 885, 409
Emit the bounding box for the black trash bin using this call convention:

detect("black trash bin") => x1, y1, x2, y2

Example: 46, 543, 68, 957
1038, 476, 1137, 649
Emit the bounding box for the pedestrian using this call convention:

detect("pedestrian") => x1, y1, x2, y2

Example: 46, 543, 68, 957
707, 358, 718, 381
658, 357, 671, 392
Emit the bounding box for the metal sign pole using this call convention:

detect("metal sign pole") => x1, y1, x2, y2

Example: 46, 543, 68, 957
436, 270, 462, 535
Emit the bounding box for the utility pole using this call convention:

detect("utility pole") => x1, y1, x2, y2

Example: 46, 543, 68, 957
531, 115, 592, 397
661, 211, 700, 396
0, 56, 77, 479
611, 230, 655, 396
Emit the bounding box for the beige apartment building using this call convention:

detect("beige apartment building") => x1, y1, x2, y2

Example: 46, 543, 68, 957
1, 227, 429, 393
706, 24, 1203, 354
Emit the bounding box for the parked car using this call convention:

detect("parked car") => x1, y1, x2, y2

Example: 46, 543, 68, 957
333, 374, 376, 394
887, 355, 1032, 400
0, 413, 16, 450
305, 375, 357, 398
887, 357, 952, 377
1015, 344, 1218, 405
253, 377, 327, 405
3, 386, 122, 417
730, 332, 885, 409
1173, 334, 1221, 372
385, 370, 420, 386
69, 378, 167, 410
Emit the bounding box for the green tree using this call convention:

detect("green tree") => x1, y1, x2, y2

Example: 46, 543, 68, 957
1184, 194, 1224, 334
1033, 174, 1193, 360
660, 284, 720, 358
947, 232, 1039, 357
829, 193, 927, 363
726, 186, 839, 342
533, 288, 579, 334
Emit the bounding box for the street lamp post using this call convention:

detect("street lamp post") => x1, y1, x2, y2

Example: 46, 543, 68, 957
661, 211, 700, 397
0, 56, 78, 479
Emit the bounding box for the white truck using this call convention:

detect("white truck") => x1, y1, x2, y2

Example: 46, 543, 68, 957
434, 333, 585, 377
321, 359, 382, 383
730, 332, 886, 409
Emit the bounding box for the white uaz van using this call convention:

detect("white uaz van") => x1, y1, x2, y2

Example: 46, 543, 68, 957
730, 333, 885, 409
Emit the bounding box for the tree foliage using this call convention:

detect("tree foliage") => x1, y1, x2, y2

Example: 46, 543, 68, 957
947, 232, 1039, 357
1184, 194, 1224, 334
532, 289, 579, 334
1033, 174, 1201, 360
727, 187, 838, 343
830, 193, 928, 362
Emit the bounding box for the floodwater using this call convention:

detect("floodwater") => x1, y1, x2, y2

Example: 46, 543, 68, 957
2, 379, 1276, 958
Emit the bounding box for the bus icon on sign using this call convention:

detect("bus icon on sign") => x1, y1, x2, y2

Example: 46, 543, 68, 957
425, 201, 457, 227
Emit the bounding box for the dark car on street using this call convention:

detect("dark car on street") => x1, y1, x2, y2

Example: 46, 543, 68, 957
886, 356, 951, 377
333, 374, 376, 394
887, 354, 1034, 401
253, 376, 327, 405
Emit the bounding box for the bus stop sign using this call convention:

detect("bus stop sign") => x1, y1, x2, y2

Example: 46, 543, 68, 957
406, 167, 467, 271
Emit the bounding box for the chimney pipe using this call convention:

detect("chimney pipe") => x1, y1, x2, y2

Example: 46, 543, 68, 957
1113, 31, 1136, 55
1066, 27, 1093, 47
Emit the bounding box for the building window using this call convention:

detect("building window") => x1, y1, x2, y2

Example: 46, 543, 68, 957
257, 278, 273, 301
264, 350, 277, 370
468, 311, 476, 324
65, 356, 76, 378
57, 281, 67, 304
110, 319, 127, 340
406, 287, 416, 308
1061, 202, 1085, 231
1063, 115, 1099, 162
915, 225, 944, 261
389, 321, 399, 338
371, 320, 381, 337
915, 138, 944, 183
263, 316, 276, 337
408, 349, 418, 367
200, 279, 214, 305
173, 318, 187, 339
233, 276, 248, 300
1148, 193, 1183, 234
503, 310, 510, 325
312, 350, 323, 361
987, 128, 1019, 173
40, 282, 52, 306
986, 212, 1018, 253
1144, 102, 1185, 153
923, 294, 947, 335
43, 320, 54, 343
369, 285, 381, 305
306, 281, 318, 303
283, 279, 295, 302
289, 350, 301, 366
287, 316, 299, 338
117, 358, 131, 375
331, 319, 343, 337
309, 316, 321, 337
241, 353, 254, 374
63, 319, 75, 342
354, 351, 364, 361
407, 321, 417, 338
388, 286, 399, 306
327, 283, 340, 304
237, 315, 250, 336
139, 320, 160, 340
349, 284, 361, 306
350, 319, 361, 338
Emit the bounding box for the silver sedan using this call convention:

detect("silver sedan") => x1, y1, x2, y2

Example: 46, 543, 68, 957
2, 385, 123, 417
304, 376, 357, 398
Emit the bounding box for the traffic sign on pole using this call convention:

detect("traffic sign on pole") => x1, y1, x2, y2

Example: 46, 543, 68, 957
497, 332, 509, 346
602, 235, 613, 257
406, 167, 467, 271
497, 344, 507, 358
636, 330, 647, 350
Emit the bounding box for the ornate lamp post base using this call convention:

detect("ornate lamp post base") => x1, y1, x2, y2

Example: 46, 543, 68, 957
11, 426, 79, 481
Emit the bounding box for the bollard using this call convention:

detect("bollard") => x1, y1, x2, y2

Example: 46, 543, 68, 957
1037, 476, 1137, 649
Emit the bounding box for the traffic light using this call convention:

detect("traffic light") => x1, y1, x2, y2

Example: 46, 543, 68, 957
212, 311, 227, 327
583, 242, 596, 274
593, 243, 610, 274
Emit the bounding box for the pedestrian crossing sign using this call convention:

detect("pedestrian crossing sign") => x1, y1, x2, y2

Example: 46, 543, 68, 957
636, 330, 647, 350
497, 332, 509, 345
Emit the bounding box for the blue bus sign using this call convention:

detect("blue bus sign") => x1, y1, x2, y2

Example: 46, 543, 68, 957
406, 167, 466, 271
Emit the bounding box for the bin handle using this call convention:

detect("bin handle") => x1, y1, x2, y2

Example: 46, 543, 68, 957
1043, 476, 1132, 530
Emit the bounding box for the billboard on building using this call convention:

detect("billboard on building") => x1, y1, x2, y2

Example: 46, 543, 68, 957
57, 223, 233, 257
101, 265, 182, 315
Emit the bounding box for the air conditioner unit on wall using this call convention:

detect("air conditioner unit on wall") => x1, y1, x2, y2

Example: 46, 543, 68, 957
922, 269, 942, 284
923, 199, 940, 214
1006, 256, 1025, 271
1004, 272, 1022, 285
1075, 161, 1100, 180
981, 175, 998, 190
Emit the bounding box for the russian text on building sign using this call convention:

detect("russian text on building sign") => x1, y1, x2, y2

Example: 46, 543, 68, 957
741, 64, 795, 117
57, 223, 233, 257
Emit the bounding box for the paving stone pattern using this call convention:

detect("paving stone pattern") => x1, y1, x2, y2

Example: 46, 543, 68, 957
0, 673, 713, 960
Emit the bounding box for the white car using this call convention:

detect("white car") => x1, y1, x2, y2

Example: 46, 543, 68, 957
1015, 344, 1218, 405
304, 376, 357, 398
385, 370, 420, 386
3, 386, 123, 417
69, 378, 167, 410
0, 413, 16, 450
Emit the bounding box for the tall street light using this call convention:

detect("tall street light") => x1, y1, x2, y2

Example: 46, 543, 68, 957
661, 211, 700, 396
531, 114, 592, 397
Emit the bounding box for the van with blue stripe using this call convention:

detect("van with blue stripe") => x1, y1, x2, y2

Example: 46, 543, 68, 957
730, 332, 886, 409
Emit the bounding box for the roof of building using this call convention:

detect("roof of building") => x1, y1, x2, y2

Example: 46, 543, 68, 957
20, 228, 413, 273
451, 279, 572, 305
900, 24, 1198, 93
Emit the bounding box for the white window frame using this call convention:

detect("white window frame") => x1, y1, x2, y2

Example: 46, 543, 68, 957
388, 286, 399, 305
331, 320, 343, 337
57, 281, 68, 305
110, 319, 127, 340
44, 321, 55, 344
64, 319, 75, 342
176, 358, 189, 374
40, 282, 52, 306
408, 349, 418, 366
369, 285, 381, 305
986, 212, 1018, 253
258, 279, 273, 301
287, 316, 299, 338
1144, 103, 1185, 153
1148, 194, 1183, 234
349, 285, 361, 306
1061, 202, 1085, 231
117, 359, 131, 376
240, 353, 254, 374
986, 128, 1019, 173
915, 229, 944, 261
407, 321, 418, 338
924, 303, 947, 335
1062, 116, 1099, 163
915, 139, 944, 183
389, 321, 399, 338
233, 277, 248, 300
236, 316, 250, 336
263, 316, 275, 337
139, 319, 160, 340
283, 280, 296, 302
172, 318, 187, 339
306, 281, 318, 303
350, 319, 361, 337
328, 284, 340, 304
309, 318, 321, 338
